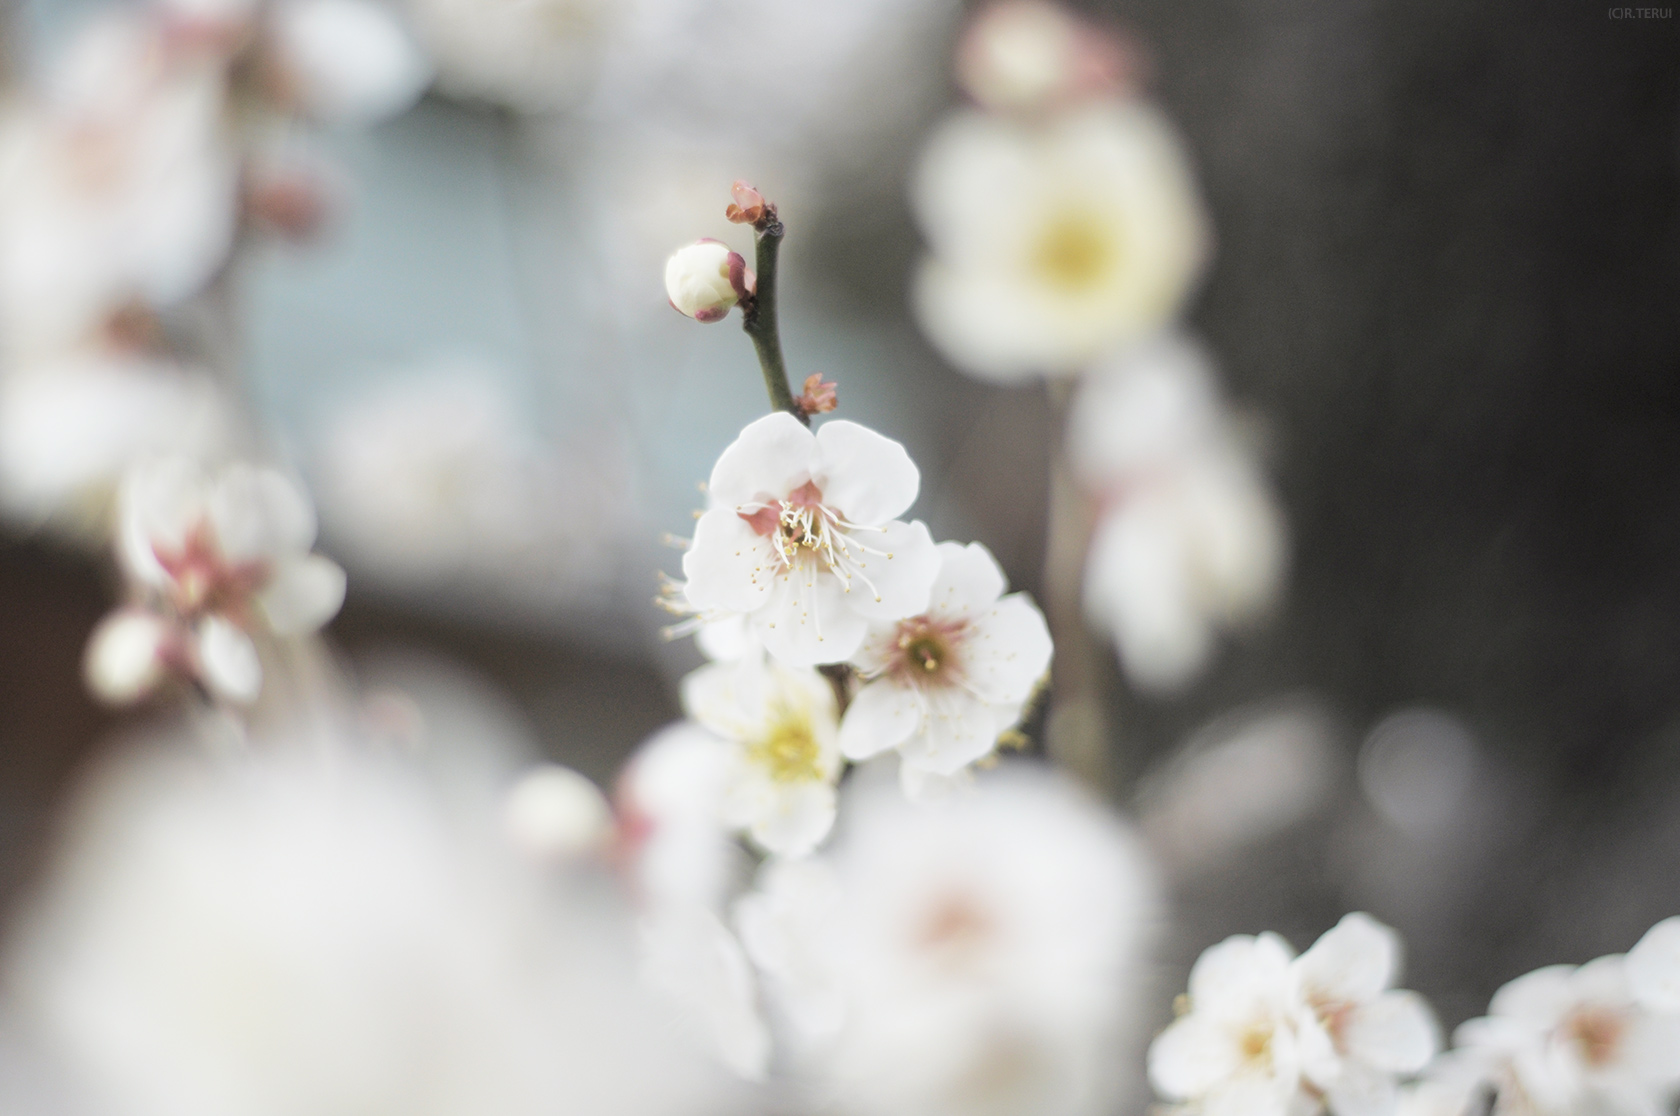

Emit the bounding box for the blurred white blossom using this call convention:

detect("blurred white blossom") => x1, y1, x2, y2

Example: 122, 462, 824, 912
501, 762, 612, 863
839, 541, 1050, 795
617, 721, 746, 914
1071, 335, 1285, 693
1150, 914, 1439, 1116
680, 654, 842, 858
1627, 917, 1680, 1014
267, 0, 434, 125
86, 456, 346, 705
0, 355, 231, 535
402, 0, 611, 111
911, 103, 1208, 382
1424, 955, 1680, 1116
681, 413, 939, 668
738, 765, 1160, 1116
5, 741, 734, 1116
954, 0, 1139, 114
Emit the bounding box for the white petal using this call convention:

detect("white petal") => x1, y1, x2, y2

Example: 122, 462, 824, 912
1487, 965, 1579, 1025
916, 686, 1004, 774
1188, 933, 1296, 1018
748, 780, 836, 858
1344, 992, 1440, 1074
1609, 1010, 1680, 1086
959, 591, 1053, 706
194, 614, 261, 704
810, 420, 920, 526
924, 540, 1007, 619
1148, 1015, 1242, 1099
118, 455, 209, 587
1295, 913, 1402, 1006
1069, 335, 1224, 483
1202, 1075, 1300, 1116
752, 557, 868, 667
209, 465, 317, 564
707, 412, 815, 508
256, 554, 346, 635
1325, 1062, 1399, 1116
838, 678, 922, 760
1628, 916, 1680, 1013
82, 609, 170, 704
1084, 500, 1213, 693
682, 508, 781, 616
271, 0, 432, 125
840, 518, 939, 622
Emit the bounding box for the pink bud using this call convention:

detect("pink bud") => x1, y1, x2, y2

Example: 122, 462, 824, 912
725, 179, 769, 225
956, 0, 1146, 112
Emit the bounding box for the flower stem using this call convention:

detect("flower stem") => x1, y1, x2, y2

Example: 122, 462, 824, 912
741, 214, 805, 424
1042, 380, 1111, 791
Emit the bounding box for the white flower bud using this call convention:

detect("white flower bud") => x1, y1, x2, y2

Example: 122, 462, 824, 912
503, 763, 613, 862
665, 240, 750, 323
84, 609, 171, 705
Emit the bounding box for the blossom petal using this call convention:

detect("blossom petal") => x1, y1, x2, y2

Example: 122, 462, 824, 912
1084, 501, 1211, 693
841, 518, 939, 622
924, 540, 1007, 620
752, 559, 869, 667
257, 554, 346, 635
811, 420, 920, 526
708, 412, 815, 508
1294, 913, 1401, 1006
1628, 916, 1680, 1013
118, 455, 208, 587
916, 687, 1003, 774
271, 0, 433, 125
1343, 991, 1439, 1074
1202, 1077, 1298, 1116
1188, 933, 1296, 1019
1147, 1014, 1242, 1099
210, 464, 317, 563
1325, 1062, 1399, 1116
838, 678, 922, 761
960, 592, 1052, 706
194, 614, 261, 704
748, 780, 836, 858
683, 507, 781, 615
1487, 964, 1579, 1024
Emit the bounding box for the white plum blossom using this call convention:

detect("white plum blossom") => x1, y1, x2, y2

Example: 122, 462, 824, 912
1150, 914, 1439, 1116
680, 653, 843, 857
639, 903, 772, 1082
1627, 917, 1680, 1014
665, 239, 752, 322
682, 412, 940, 667
840, 541, 1051, 794
1438, 955, 1680, 1116
911, 102, 1208, 382
1149, 932, 1306, 1116
737, 765, 1160, 1116
617, 722, 747, 915
4, 741, 732, 1116
86, 456, 347, 705
0, 354, 230, 535
0, 12, 239, 360
1071, 335, 1285, 693
1291, 914, 1441, 1115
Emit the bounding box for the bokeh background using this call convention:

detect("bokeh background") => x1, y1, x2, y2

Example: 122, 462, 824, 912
1, 0, 1677, 1049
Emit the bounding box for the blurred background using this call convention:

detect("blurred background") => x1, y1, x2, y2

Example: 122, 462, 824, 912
0, 0, 1677, 1048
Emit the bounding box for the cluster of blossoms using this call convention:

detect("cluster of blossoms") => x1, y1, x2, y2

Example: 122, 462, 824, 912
1400, 918, 1680, 1116
1150, 914, 1441, 1116
908, 0, 1286, 693
0, 0, 429, 533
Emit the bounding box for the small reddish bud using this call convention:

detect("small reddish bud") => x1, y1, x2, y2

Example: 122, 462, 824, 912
725, 179, 770, 226
796, 374, 839, 417
956, 0, 1147, 112
245, 170, 333, 240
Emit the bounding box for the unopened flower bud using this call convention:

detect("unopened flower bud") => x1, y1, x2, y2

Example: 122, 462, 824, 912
957, 0, 1142, 112
84, 608, 172, 705
665, 239, 752, 323
503, 763, 613, 862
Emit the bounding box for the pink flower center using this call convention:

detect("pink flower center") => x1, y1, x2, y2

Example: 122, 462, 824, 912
152, 521, 270, 624
1564, 1005, 1628, 1068
889, 615, 968, 686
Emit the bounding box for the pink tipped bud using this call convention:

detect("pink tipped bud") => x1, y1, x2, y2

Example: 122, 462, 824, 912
795, 374, 839, 416
665, 239, 747, 322
725, 179, 769, 225
956, 0, 1144, 112
245, 169, 334, 240
84, 608, 173, 705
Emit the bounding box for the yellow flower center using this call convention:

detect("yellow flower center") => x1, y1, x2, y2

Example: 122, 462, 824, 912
1239, 1021, 1275, 1067
1030, 207, 1117, 292
748, 710, 825, 783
